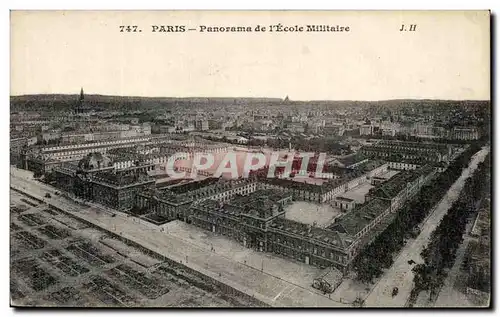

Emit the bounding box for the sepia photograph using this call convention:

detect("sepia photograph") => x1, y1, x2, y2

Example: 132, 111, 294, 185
9, 10, 491, 308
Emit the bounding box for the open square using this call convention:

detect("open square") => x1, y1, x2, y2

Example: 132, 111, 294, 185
284, 201, 341, 228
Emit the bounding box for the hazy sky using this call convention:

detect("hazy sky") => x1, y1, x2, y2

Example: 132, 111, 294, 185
11, 11, 490, 100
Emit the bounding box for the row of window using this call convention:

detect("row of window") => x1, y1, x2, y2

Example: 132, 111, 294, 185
271, 243, 347, 264
44, 137, 150, 151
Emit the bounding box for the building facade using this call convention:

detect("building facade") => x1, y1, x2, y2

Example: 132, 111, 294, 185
136, 178, 259, 222
261, 160, 389, 203
360, 140, 453, 164
452, 127, 480, 140
52, 153, 155, 211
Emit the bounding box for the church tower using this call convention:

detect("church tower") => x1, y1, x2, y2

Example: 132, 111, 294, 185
76, 87, 85, 114
80, 87, 84, 103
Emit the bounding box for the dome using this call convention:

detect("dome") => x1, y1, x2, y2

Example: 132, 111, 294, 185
78, 152, 112, 170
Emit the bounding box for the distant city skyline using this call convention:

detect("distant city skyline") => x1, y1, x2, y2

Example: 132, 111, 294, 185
9, 91, 490, 102
11, 11, 490, 101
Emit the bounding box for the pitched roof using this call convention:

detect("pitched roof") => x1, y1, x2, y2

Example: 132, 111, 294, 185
336, 154, 366, 168
270, 217, 353, 248
315, 266, 343, 285
329, 198, 391, 236
367, 168, 422, 200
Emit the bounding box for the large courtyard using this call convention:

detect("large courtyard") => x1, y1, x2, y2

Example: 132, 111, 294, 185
340, 170, 401, 204
378, 169, 400, 180
341, 183, 374, 204
162, 220, 323, 290
284, 201, 340, 228
285, 176, 329, 186
162, 219, 371, 305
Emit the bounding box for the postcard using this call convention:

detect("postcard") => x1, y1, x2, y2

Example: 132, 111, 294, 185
10, 10, 491, 308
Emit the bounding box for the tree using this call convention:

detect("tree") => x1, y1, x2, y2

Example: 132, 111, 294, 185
352, 296, 365, 307
353, 256, 383, 283
413, 264, 432, 291
33, 170, 43, 179
410, 151, 490, 297
352, 147, 485, 285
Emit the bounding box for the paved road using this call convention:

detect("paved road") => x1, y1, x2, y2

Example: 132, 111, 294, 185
363, 147, 489, 307
10, 167, 347, 307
